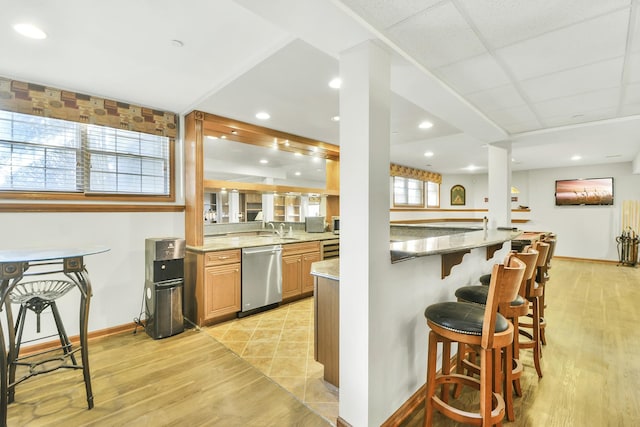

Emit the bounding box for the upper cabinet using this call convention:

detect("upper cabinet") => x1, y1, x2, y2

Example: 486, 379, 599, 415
184, 111, 340, 246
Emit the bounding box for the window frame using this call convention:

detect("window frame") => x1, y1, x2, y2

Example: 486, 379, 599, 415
0, 112, 176, 203
426, 180, 440, 208
393, 176, 425, 207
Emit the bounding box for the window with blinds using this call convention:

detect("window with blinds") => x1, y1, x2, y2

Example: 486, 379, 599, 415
0, 110, 170, 195
393, 176, 424, 206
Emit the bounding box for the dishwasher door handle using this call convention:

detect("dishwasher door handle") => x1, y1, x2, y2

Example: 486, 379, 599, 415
242, 247, 282, 256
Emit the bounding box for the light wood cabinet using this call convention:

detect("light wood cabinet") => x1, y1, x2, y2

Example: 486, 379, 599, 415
204, 249, 240, 321
302, 252, 321, 293
281, 242, 320, 301
185, 249, 240, 326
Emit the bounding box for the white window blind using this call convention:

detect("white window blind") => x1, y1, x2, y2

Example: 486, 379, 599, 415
0, 110, 170, 195
426, 181, 440, 207
393, 176, 424, 206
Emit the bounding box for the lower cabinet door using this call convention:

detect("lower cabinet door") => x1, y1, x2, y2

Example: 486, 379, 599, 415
301, 251, 321, 294
282, 254, 302, 300
204, 263, 240, 320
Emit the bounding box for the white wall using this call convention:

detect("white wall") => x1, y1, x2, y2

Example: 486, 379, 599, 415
521, 161, 638, 261
393, 162, 640, 261
0, 211, 184, 343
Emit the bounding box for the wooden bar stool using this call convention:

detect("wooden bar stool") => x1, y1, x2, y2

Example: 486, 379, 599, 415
538, 236, 556, 345
453, 247, 539, 421
518, 241, 550, 378
423, 253, 525, 426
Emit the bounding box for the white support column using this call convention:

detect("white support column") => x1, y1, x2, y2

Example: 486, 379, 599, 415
487, 141, 512, 229
339, 40, 391, 426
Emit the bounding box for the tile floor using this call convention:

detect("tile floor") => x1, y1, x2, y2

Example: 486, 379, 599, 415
204, 297, 339, 425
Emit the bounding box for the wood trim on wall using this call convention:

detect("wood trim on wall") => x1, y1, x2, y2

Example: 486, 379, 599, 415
390, 208, 531, 212
0, 203, 184, 213
391, 218, 530, 224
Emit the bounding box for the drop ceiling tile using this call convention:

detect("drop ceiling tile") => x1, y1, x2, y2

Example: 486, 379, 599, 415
387, 2, 487, 69
340, 0, 441, 29
502, 121, 544, 134
484, 105, 541, 129
496, 9, 629, 80
458, 0, 631, 48
465, 84, 527, 113
534, 87, 620, 120
520, 57, 624, 103
624, 82, 640, 104
627, 52, 640, 83
435, 53, 511, 94
542, 107, 617, 128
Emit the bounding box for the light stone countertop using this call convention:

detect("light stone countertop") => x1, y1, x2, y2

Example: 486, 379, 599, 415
310, 259, 339, 280
390, 228, 521, 263
188, 227, 520, 266
187, 231, 337, 252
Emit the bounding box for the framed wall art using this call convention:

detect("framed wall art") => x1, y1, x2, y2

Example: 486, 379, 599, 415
451, 184, 466, 206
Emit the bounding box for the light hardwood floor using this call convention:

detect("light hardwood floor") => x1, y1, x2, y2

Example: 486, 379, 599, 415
6, 323, 331, 426
402, 258, 640, 426
6, 259, 640, 426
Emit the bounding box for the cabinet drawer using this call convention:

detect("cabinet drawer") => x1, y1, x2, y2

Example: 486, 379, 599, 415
205, 249, 241, 266
282, 241, 320, 256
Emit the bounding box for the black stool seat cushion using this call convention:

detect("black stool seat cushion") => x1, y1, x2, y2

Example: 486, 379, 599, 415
479, 273, 491, 286
424, 302, 509, 336
455, 285, 525, 307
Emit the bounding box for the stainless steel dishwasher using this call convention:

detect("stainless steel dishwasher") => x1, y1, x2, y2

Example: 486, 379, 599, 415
240, 245, 282, 317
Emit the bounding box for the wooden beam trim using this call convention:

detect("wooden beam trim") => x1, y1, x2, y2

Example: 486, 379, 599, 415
0, 203, 185, 213
203, 179, 335, 196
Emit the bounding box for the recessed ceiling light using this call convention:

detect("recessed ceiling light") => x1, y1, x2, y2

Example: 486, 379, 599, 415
463, 165, 481, 171
295, 171, 301, 176
329, 78, 341, 89
259, 159, 268, 164
13, 23, 47, 40
331, 115, 340, 122
418, 121, 433, 129
255, 112, 270, 120
571, 155, 582, 161
424, 151, 434, 157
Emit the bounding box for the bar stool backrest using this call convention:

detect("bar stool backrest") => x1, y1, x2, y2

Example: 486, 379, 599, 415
532, 241, 550, 290
483, 254, 525, 349
514, 247, 539, 299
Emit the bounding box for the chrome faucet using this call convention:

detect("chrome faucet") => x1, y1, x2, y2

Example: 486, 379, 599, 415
267, 222, 276, 235
279, 223, 285, 237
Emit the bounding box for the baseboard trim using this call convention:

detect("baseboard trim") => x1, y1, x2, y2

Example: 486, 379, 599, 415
19, 322, 139, 355
336, 416, 352, 427
554, 255, 619, 265
381, 384, 426, 427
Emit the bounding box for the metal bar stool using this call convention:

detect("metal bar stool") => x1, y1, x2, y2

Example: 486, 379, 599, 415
8, 279, 78, 394
423, 253, 525, 426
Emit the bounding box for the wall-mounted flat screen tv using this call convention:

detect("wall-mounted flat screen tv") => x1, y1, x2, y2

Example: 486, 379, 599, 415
555, 177, 614, 206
